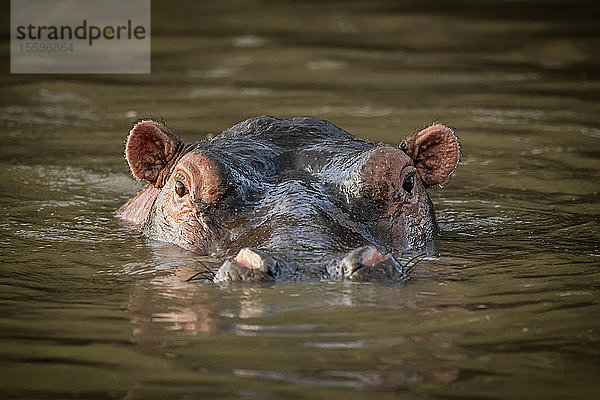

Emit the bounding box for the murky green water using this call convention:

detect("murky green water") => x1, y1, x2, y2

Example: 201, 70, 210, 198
1, 1, 599, 398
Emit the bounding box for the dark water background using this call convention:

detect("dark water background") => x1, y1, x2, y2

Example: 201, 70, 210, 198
1, 1, 599, 398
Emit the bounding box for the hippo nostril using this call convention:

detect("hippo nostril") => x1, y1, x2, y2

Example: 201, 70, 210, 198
235, 248, 264, 269
212, 248, 281, 283
333, 246, 408, 282
348, 263, 367, 276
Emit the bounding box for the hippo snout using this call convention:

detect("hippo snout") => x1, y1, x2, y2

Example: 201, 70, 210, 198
212, 246, 410, 283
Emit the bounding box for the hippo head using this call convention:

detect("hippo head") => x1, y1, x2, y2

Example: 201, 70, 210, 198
116, 116, 459, 282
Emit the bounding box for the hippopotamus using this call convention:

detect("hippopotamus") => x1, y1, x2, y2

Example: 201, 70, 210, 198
116, 116, 459, 283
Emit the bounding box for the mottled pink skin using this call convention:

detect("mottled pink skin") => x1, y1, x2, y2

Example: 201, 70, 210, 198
116, 116, 459, 282
359, 247, 389, 266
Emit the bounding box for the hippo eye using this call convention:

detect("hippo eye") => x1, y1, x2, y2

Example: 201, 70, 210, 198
402, 175, 415, 193
174, 180, 186, 197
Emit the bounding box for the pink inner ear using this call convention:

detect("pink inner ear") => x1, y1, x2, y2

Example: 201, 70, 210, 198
408, 124, 460, 187
126, 121, 182, 186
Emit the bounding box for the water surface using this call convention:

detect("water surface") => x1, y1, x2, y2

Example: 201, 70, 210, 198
1, 1, 599, 399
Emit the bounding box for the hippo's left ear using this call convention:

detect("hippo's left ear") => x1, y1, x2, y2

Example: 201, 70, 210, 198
401, 124, 460, 187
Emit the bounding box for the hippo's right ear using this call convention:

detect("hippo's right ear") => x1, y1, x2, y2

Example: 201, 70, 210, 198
125, 120, 183, 188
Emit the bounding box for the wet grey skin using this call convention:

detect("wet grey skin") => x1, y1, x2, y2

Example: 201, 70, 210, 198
116, 115, 460, 283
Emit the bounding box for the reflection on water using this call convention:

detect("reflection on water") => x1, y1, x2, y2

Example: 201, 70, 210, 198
124, 263, 468, 390
1, 0, 599, 398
